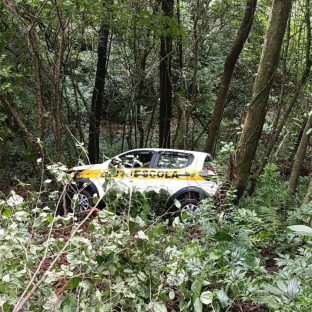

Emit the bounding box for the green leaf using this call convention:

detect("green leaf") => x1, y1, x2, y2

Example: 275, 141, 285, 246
169, 289, 175, 300
56, 240, 65, 250
214, 231, 233, 241
288, 225, 312, 236
69, 277, 82, 290
191, 278, 203, 296
1, 208, 12, 217
245, 255, 257, 268
287, 278, 300, 299
47, 214, 54, 223
179, 300, 191, 311
96, 255, 105, 265
60, 296, 77, 312
200, 291, 213, 305
3, 301, 13, 312
96, 252, 115, 265
153, 302, 167, 312
216, 290, 230, 307
193, 297, 203, 312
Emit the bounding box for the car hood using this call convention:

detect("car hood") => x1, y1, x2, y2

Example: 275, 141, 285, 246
69, 161, 110, 172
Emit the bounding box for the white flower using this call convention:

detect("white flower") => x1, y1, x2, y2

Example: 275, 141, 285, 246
37, 158, 42, 163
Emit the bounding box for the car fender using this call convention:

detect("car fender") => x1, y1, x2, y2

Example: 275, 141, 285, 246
166, 186, 208, 207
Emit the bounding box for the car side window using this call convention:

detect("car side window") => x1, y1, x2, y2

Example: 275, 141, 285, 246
110, 151, 154, 168
156, 152, 193, 169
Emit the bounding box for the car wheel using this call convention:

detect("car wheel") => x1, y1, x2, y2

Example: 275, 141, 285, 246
179, 198, 199, 223
71, 189, 93, 214
58, 188, 93, 216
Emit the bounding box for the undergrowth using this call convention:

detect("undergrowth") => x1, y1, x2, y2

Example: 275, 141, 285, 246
0, 164, 311, 312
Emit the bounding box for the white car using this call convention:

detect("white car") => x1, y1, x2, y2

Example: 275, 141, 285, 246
61, 148, 218, 216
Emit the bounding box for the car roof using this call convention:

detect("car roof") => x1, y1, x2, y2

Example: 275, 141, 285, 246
123, 148, 210, 158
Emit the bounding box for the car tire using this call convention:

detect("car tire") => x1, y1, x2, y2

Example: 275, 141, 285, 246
179, 198, 199, 223
58, 187, 94, 216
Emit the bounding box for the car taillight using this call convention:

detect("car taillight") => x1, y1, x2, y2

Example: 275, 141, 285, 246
206, 166, 216, 175
200, 166, 216, 178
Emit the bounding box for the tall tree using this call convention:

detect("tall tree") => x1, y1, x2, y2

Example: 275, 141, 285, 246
233, 0, 292, 199
288, 112, 312, 193
159, 0, 174, 148
204, 0, 257, 155
260, 0, 312, 172
88, 1, 113, 164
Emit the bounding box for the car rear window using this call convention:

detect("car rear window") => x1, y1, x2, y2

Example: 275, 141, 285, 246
156, 152, 193, 169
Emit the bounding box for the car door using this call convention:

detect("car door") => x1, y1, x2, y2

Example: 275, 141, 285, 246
109, 150, 156, 193
146, 151, 195, 195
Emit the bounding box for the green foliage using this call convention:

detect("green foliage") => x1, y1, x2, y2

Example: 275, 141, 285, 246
240, 163, 290, 223
1, 168, 312, 311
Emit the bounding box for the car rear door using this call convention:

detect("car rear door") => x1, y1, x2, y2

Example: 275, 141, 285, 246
145, 151, 195, 195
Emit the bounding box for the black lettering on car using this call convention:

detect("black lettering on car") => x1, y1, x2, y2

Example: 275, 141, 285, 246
143, 170, 148, 177
149, 170, 156, 178
164, 171, 171, 178
133, 170, 140, 177
157, 171, 164, 178
172, 171, 179, 178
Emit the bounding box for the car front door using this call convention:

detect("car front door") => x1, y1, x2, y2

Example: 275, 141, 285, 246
109, 150, 156, 193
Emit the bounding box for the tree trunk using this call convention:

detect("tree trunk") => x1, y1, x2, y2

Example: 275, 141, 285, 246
0, 93, 42, 155
233, 0, 292, 199
28, 30, 45, 140
88, 1, 112, 164
159, 0, 174, 148
53, 6, 66, 162
260, 0, 311, 170
204, 0, 257, 155
288, 112, 312, 193
302, 178, 312, 206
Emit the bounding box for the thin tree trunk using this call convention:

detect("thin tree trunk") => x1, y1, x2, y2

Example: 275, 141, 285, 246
288, 112, 312, 193
233, 0, 292, 200
88, 1, 113, 164
28, 30, 45, 140
176, 0, 183, 70
302, 178, 312, 206
136, 52, 149, 148
262, 0, 311, 168
204, 0, 257, 155
53, 8, 66, 162
171, 0, 186, 149
191, 0, 200, 104
257, 19, 290, 173
145, 96, 158, 147
0, 93, 42, 154
159, 0, 174, 148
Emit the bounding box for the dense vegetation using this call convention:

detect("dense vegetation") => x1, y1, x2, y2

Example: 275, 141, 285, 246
0, 0, 312, 311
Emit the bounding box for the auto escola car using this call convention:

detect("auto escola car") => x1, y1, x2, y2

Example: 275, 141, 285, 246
60, 148, 218, 216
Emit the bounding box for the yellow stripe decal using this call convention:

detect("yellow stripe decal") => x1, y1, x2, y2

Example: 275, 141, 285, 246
77, 169, 206, 181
